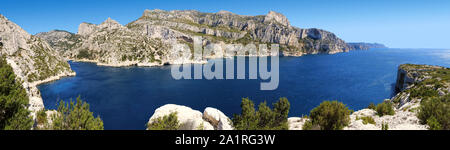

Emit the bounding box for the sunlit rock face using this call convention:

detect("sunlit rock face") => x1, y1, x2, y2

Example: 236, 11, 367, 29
130, 9, 350, 56
38, 9, 352, 67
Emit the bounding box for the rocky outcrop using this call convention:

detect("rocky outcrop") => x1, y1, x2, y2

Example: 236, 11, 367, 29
148, 104, 233, 130
148, 104, 214, 130
73, 18, 174, 66
344, 104, 427, 130
0, 14, 75, 115
347, 42, 387, 50
394, 64, 441, 92
392, 64, 449, 106
203, 107, 233, 130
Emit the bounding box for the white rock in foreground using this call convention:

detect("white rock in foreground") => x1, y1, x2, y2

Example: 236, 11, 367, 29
344, 103, 427, 130
288, 117, 308, 130
148, 104, 214, 130
203, 107, 233, 130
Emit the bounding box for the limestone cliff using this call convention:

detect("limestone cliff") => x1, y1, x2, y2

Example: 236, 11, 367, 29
128, 9, 351, 56
38, 9, 354, 67
35, 30, 82, 55
392, 64, 449, 107
0, 14, 75, 114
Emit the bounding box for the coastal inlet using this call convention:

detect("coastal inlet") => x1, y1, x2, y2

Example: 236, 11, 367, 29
38, 48, 450, 129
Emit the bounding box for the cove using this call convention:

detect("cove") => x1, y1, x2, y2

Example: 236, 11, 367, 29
38, 48, 450, 129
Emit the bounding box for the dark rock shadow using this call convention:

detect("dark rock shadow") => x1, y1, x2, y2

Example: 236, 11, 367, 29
390, 83, 398, 97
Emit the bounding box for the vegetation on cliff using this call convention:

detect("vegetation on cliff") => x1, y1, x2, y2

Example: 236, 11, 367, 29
375, 101, 395, 116
418, 94, 449, 130
393, 64, 449, 130
0, 57, 33, 130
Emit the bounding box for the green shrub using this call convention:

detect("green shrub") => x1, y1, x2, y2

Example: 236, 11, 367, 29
50, 96, 104, 130
196, 122, 205, 130
307, 101, 351, 130
418, 95, 449, 130
302, 120, 313, 130
232, 97, 290, 130
375, 101, 395, 116
358, 116, 375, 125
426, 117, 442, 130
36, 109, 47, 126
77, 50, 92, 59
408, 86, 439, 99
367, 103, 376, 110
381, 122, 389, 130
147, 112, 180, 130
0, 57, 33, 130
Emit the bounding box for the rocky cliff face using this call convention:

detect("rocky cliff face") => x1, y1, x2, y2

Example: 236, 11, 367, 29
347, 42, 387, 50
35, 30, 82, 54
392, 64, 449, 107
128, 9, 351, 56
38, 9, 353, 66
0, 14, 75, 114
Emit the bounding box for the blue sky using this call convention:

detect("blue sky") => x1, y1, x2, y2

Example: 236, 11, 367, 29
1, 0, 449, 48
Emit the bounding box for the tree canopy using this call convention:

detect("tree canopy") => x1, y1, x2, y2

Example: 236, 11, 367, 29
232, 97, 290, 130
0, 57, 33, 130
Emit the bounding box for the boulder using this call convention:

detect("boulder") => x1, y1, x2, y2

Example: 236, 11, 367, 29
148, 104, 213, 130
203, 107, 233, 130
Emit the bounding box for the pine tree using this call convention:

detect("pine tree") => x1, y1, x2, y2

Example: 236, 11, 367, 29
0, 57, 33, 130
49, 96, 104, 130
147, 112, 180, 130
232, 97, 290, 130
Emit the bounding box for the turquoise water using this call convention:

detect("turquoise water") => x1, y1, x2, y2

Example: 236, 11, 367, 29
38, 48, 450, 129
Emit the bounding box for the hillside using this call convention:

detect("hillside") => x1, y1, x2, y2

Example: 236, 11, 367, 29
37, 9, 355, 66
